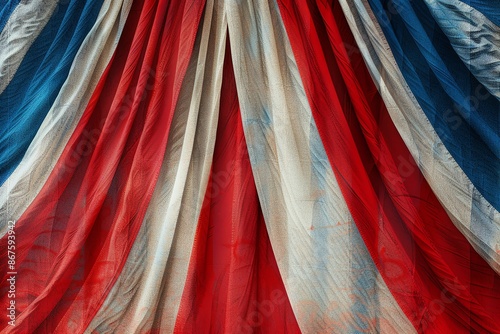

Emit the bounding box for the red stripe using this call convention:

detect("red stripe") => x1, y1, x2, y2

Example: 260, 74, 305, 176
174, 42, 301, 334
276, 1, 500, 333
0, 0, 205, 332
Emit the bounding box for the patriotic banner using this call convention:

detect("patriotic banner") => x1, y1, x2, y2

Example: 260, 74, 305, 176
0, 0, 499, 333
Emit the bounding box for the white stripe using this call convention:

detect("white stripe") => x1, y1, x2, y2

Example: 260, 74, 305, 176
0, 0, 60, 94
424, 0, 500, 100
86, 1, 227, 332
0, 0, 133, 235
338, 0, 500, 273
226, 0, 415, 332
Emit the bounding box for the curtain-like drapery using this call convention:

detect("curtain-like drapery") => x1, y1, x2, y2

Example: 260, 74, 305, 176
0, 0, 498, 333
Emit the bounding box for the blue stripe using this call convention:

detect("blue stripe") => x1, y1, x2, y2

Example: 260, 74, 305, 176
424, 0, 500, 101
0, 0, 21, 32
460, 0, 500, 27
366, 0, 500, 210
0, 0, 103, 185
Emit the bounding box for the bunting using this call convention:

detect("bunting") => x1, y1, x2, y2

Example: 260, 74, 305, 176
0, 0, 499, 333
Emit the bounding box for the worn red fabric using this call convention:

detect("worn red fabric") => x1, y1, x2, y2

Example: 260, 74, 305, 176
174, 44, 301, 334
0, 0, 205, 332
276, 1, 500, 333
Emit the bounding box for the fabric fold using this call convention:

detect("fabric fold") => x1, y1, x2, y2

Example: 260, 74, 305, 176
337, 0, 500, 332
174, 39, 301, 334
364, 0, 500, 211
0, 0, 133, 238
0, 0, 104, 185
458, 0, 500, 26
86, 0, 225, 332
0, 0, 205, 331
0, 0, 498, 332
423, 0, 500, 101
0, 0, 59, 94
339, 0, 500, 274
227, 0, 415, 332
0, 0, 21, 33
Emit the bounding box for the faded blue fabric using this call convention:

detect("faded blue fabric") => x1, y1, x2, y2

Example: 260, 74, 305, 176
0, 0, 103, 185
424, 0, 500, 100
367, 0, 500, 211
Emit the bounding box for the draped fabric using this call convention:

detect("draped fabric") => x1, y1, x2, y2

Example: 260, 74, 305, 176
0, 0, 498, 333
0, 0, 104, 185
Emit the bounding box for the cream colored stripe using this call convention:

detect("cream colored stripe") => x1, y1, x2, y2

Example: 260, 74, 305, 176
86, 1, 227, 332
338, 0, 500, 273
226, 0, 415, 332
0, 0, 133, 234
0, 0, 60, 94
424, 0, 500, 100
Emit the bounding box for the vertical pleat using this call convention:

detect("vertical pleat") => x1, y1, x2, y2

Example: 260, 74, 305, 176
0, 0, 205, 331
226, 0, 414, 332
87, 0, 225, 332
174, 39, 301, 334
